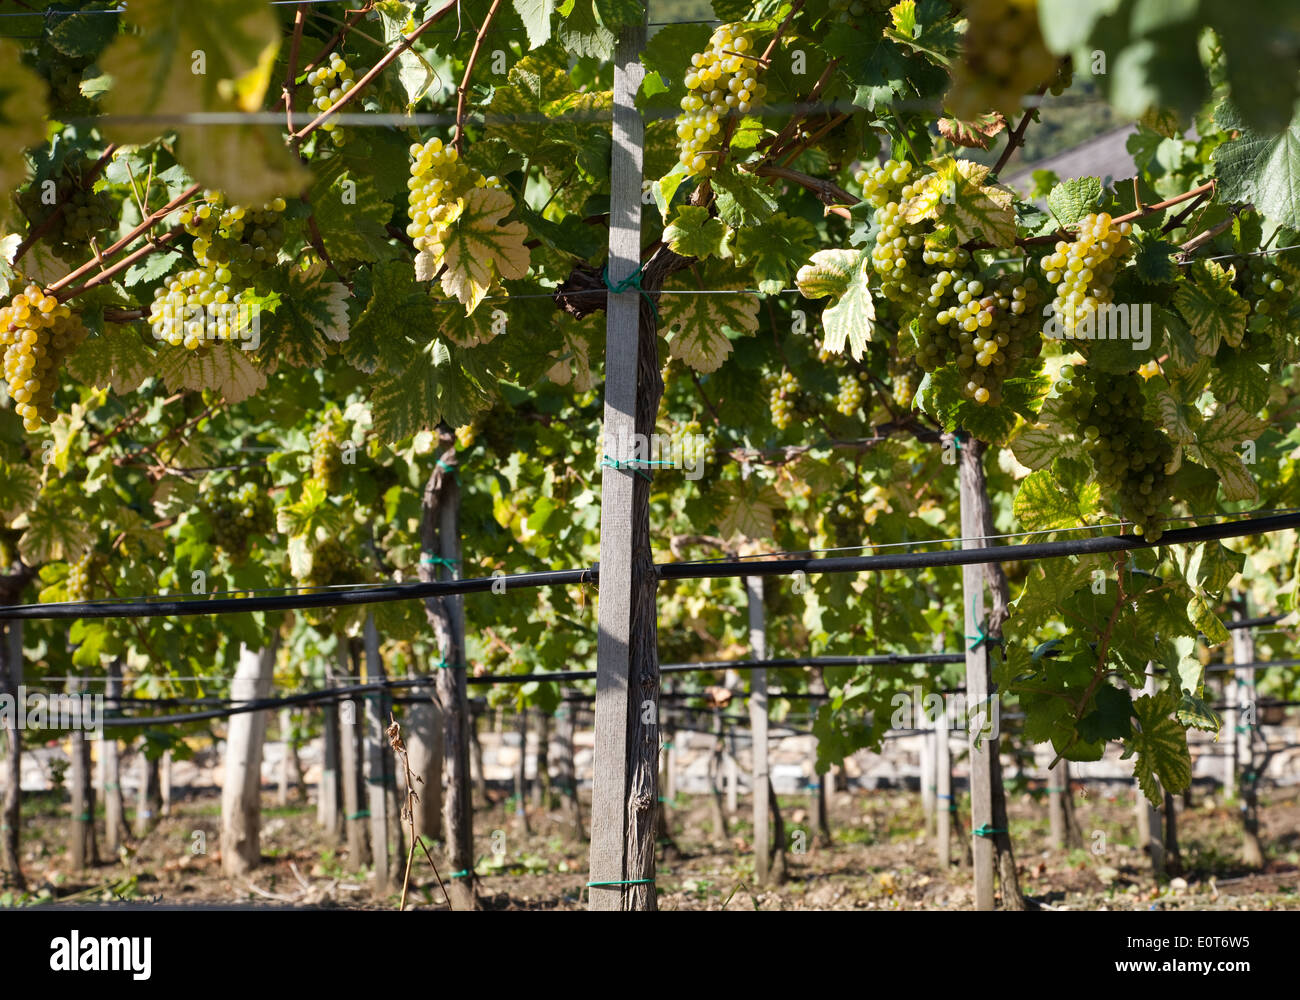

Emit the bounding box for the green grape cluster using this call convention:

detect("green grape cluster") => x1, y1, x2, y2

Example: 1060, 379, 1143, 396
891, 363, 923, 409
855, 157, 915, 208
675, 24, 767, 177
923, 269, 1045, 405
767, 370, 798, 430
305, 537, 360, 589
310, 418, 344, 492
306, 53, 357, 139
1060, 366, 1172, 540
1, 284, 87, 433
179, 193, 287, 280
66, 551, 92, 602
208, 482, 274, 557
1042, 212, 1133, 338
406, 136, 502, 263
16, 158, 115, 264
674, 418, 717, 469
1240, 256, 1294, 348
835, 373, 867, 415
946, 0, 1061, 119
826, 0, 873, 23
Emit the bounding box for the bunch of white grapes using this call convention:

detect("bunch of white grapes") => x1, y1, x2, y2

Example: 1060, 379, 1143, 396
675, 24, 767, 178
405, 136, 501, 264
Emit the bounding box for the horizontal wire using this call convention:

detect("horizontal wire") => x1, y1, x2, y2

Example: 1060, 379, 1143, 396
4, 511, 1299, 621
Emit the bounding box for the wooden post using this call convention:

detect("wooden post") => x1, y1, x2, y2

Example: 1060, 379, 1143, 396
533, 709, 551, 810
936, 700, 952, 869
278, 709, 293, 808
513, 709, 531, 834
725, 734, 738, 816
1, 621, 23, 888
588, 11, 661, 913
318, 691, 341, 840
220, 642, 277, 876
160, 750, 172, 817
135, 748, 160, 837
557, 695, 584, 841
338, 638, 369, 870
419, 440, 477, 909
102, 660, 127, 855
957, 433, 995, 910
1223, 672, 1237, 801
708, 708, 728, 841
1232, 603, 1263, 866
809, 667, 831, 847
68, 676, 98, 870
921, 709, 936, 839
403, 693, 443, 841
363, 614, 392, 893
746, 576, 769, 885
1048, 757, 1067, 849
1137, 670, 1164, 878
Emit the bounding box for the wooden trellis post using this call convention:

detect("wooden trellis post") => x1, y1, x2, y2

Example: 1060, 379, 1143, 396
363, 614, 393, 894
936, 700, 952, 869
1, 620, 23, 888
588, 11, 661, 913
1232, 601, 1263, 866
746, 576, 770, 884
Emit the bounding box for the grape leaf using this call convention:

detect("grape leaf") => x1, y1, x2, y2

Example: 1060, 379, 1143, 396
663, 205, 733, 260
1213, 99, 1300, 231
0, 460, 39, 521
347, 261, 433, 373
1011, 420, 1082, 470
1046, 176, 1102, 227
1187, 404, 1265, 503
19, 496, 92, 564
715, 477, 783, 541
1126, 687, 1192, 804
433, 188, 531, 314
733, 212, 815, 294
659, 286, 759, 374
157, 342, 268, 404
557, 0, 617, 60
514, 0, 556, 49
1132, 231, 1178, 284
98, 0, 307, 203
1173, 260, 1249, 355
261, 267, 351, 369
311, 170, 395, 264
712, 168, 779, 228
1013, 468, 1101, 531
0, 47, 48, 225
47, 7, 121, 59
936, 112, 1006, 149
906, 157, 1017, 246
66, 324, 157, 396
796, 249, 875, 361
124, 249, 184, 287
369, 344, 492, 441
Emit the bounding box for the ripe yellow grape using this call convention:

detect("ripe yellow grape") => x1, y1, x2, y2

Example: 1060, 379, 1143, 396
1042, 212, 1133, 338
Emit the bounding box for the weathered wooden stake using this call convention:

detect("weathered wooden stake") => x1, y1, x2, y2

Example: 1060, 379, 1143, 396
363, 614, 392, 893
1, 621, 24, 888
746, 576, 770, 885
588, 10, 660, 913
1232, 602, 1263, 866
102, 660, 127, 855
338, 638, 369, 870
221, 642, 277, 876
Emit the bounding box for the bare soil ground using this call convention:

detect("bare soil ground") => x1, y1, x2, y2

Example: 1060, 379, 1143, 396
4, 783, 1298, 910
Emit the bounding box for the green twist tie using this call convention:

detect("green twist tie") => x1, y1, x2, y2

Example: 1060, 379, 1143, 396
587, 877, 655, 888
600, 455, 654, 483
346, 810, 371, 820
661, 742, 674, 750
76, 813, 92, 822
806, 782, 822, 790
105, 783, 120, 791
421, 554, 459, 570
1046, 787, 1066, 793
448, 869, 472, 879
366, 775, 397, 786
965, 596, 989, 652
1236, 725, 1250, 733
435, 659, 465, 670
973, 824, 1006, 837
601, 263, 658, 321
436, 458, 461, 484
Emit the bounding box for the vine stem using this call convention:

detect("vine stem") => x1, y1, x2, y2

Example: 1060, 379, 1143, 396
60, 228, 184, 300
49, 183, 201, 297
764, 58, 839, 163
454, 0, 504, 156
291, 0, 458, 146
273, 1, 376, 111
283, 3, 308, 137
749, 164, 854, 219
990, 101, 1037, 178
13, 144, 120, 264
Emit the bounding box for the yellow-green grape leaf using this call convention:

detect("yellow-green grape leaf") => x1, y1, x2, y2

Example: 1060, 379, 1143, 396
436, 187, 531, 314
820, 256, 875, 361
98, 0, 306, 203
1188, 592, 1230, 644
663, 205, 733, 260
434, 298, 501, 349
66, 324, 156, 396
1186, 403, 1264, 503
715, 477, 784, 541
795, 249, 860, 301
1173, 259, 1250, 355
158, 343, 268, 404
18, 496, 92, 565
0, 51, 47, 225
659, 289, 759, 373
905, 157, 1017, 247
1012, 468, 1101, 531
1126, 688, 1192, 804
0, 460, 39, 522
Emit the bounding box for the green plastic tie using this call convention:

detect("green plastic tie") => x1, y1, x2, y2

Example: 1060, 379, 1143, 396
600, 455, 653, 483
105, 783, 120, 791
435, 659, 465, 670
586, 877, 655, 888
436, 458, 461, 484
421, 554, 459, 570
448, 869, 472, 879
346, 810, 371, 820
75, 813, 92, 822
661, 741, 674, 750
973, 824, 1006, 837
965, 596, 991, 651
1236, 725, 1250, 733
601, 263, 658, 321
1045, 786, 1066, 793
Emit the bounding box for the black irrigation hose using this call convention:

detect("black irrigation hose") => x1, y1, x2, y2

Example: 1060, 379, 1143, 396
5, 512, 1300, 621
